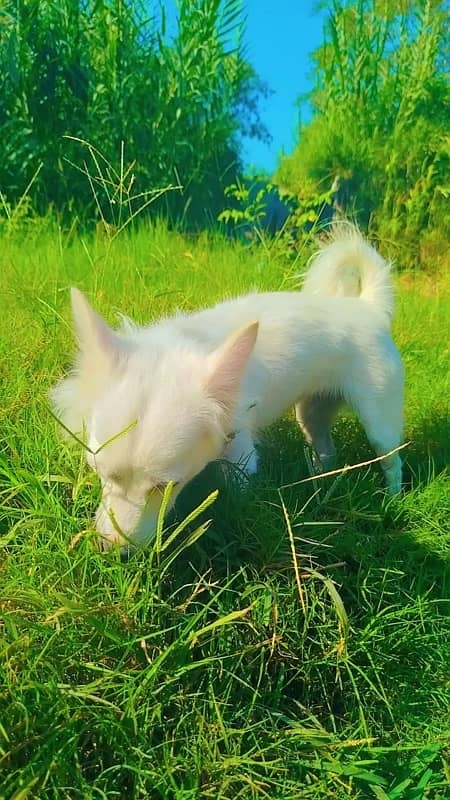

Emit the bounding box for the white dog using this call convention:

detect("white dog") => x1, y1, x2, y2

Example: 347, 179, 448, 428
51, 226, 404, 550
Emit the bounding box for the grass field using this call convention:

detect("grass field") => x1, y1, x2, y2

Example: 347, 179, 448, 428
0, 224, 449, 799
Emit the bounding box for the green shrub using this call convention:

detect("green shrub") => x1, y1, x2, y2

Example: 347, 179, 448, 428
0, 0, 265, 227
277, 0, 450, 269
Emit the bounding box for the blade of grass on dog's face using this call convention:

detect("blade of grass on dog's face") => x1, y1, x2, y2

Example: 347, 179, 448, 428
158, 489, 219, 554
160, 521, 214, 578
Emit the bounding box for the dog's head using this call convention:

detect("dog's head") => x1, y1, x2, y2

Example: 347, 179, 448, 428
51, 289, 258, 551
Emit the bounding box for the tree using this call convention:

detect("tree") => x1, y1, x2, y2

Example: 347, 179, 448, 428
0, 0, 265, 227
277, 0, 450, 266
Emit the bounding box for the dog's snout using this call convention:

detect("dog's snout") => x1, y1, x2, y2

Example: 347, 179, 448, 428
95, 496, 135, 549
94, 489, 162, 551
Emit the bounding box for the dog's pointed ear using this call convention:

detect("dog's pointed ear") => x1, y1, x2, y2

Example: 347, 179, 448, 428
206, 321, 259, 411
70, 288, 119, 358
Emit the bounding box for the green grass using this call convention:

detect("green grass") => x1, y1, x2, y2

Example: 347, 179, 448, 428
0, 224, 449, 799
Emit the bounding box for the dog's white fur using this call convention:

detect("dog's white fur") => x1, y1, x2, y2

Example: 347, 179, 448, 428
51, 225, 404, 550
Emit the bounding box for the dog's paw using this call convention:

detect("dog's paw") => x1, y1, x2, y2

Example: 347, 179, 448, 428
311, 450, 336, 475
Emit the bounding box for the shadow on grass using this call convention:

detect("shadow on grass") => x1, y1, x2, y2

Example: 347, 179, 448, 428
169, 412, 450, 738
175, 411, 449, 578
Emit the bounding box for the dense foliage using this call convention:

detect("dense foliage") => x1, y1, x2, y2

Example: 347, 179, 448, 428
0, 0, 265, 226
1, 0, 448, 265
277, 0, 450, 268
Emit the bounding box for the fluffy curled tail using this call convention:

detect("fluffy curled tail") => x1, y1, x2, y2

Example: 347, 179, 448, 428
303, 224, 394, 323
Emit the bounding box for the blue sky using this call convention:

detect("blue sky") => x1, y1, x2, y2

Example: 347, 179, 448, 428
162, 1, 326, 175
241, 1, 326, 173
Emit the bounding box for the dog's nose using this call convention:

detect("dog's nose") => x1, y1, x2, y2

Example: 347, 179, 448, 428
97, 531, 117, 551
119, 545, 133, 561
96, 532, 135, 560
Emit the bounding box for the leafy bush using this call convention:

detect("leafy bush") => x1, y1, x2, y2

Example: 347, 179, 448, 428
0, 0, 265, 227
277, 0, 450, 268
218, 178, 333, 247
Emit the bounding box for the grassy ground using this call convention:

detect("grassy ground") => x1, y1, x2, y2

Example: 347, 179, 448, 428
0, 224, 449, 799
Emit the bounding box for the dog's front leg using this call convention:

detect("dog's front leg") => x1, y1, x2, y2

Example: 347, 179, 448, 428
222, 429, 258, 486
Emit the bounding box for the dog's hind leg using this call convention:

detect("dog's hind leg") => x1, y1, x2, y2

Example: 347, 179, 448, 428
346, 378, 404, 494
295, 394, 342, 472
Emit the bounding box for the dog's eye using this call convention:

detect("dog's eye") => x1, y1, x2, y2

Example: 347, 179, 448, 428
149, 481, 179, 495
109, 472, 125, 485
